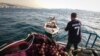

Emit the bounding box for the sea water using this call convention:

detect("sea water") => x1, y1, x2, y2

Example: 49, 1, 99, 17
0, 8, 100, 48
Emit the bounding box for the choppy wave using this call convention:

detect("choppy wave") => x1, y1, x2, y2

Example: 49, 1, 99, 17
0, 8, 100, 48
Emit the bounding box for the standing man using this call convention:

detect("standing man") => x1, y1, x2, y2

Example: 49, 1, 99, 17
65, 13, 82, 55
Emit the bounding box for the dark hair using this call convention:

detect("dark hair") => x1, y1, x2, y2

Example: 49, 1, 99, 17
71, 12, 77, 18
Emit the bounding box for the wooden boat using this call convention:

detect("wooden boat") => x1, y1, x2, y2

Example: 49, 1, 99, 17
44, 19, 59, 35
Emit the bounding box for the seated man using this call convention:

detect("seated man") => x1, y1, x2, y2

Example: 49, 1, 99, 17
46, 17, 57, 28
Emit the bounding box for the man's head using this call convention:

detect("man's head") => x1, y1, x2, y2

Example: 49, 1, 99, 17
71, 12, 77, 21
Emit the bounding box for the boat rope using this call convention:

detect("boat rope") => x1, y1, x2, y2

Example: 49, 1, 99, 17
25, 34, 35, 51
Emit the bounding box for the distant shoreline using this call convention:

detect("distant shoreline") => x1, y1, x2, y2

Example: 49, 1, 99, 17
0, 3, 100, 13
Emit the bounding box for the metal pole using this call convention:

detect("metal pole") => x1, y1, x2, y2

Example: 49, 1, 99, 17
91, 35, 98, 48
85, 33, 92, 47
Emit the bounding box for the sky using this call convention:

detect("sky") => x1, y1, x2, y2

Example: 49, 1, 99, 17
0, 0, 100, 12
